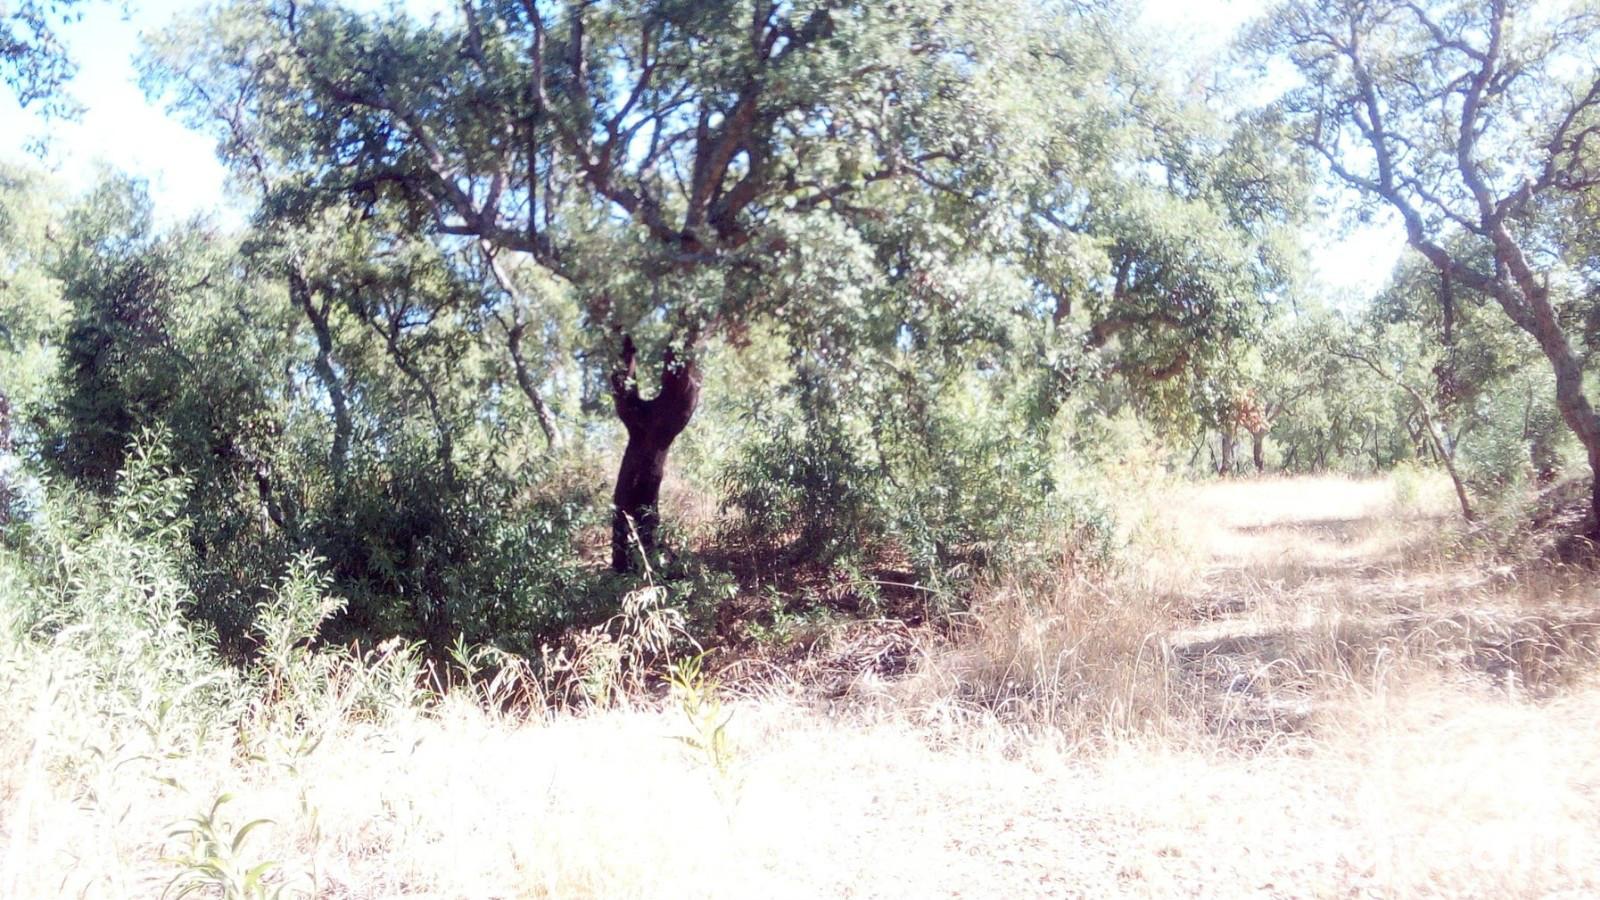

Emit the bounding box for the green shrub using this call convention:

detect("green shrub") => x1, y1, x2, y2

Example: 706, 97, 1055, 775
718, 374, 1118, 603
717, 400, 880, 565
0, 431, 246, 742
1459, 370, 1574, 504
311, 446, 603, 655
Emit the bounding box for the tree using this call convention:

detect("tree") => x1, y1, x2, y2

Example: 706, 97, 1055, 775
1331, 322, 1476, 520
149, 0, 1080, 570
1237, 328, 1314, 474
1019, 64, 1309, 424
1254, 0, 1600, 534
0, 164, 64, 526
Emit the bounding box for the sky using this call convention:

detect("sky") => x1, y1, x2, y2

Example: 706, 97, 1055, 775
0, 0, 1404, 300
0, 0, 454, 221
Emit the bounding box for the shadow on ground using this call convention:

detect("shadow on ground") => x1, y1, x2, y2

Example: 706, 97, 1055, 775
1169, 488, 1600, 745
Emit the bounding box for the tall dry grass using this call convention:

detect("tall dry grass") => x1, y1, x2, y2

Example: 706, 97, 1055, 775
900, 471, 1600, 742
898, 570, 1182, 744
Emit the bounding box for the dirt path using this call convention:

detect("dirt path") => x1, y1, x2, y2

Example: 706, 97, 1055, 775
648, 477, 1599, 898
722, 476, 1600, 898
1173, 477, 1599, 712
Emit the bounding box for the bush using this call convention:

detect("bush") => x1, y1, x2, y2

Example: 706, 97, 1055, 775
310, 445, 604, 655
718, 375, 1117, 603
0, 433, 246, 743
1459, 370, 1575, 504
717, 400, 880, 565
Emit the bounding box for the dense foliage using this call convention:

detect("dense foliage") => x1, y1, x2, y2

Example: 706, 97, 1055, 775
3, 0, 1598, 669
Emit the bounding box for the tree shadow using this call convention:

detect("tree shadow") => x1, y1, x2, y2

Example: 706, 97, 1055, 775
1234, 515, 1371, 541
1169, 607, 1600, 745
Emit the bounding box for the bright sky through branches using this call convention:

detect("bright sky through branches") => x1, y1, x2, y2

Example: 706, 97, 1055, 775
0, 0, 1403, 300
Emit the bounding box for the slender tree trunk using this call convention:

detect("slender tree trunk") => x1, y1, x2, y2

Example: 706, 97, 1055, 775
1218, 428, 1236, 477
610, 337, 700, 572
376, 327, 455, 475
1389, 380, 1474, 522
480, 243, 562, 451
1250, 429, 1266, 474
1336, 345, 1477, 524
1415, 399, 1474, 523
288, 268, 351, 481
506, 324, 562, 451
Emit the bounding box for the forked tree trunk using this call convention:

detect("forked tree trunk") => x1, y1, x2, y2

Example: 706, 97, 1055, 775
610, 337, 700, 572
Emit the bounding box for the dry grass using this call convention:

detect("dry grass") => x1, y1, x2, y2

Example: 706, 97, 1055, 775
897, 569, 1182, 743
5, 471, 1600, 897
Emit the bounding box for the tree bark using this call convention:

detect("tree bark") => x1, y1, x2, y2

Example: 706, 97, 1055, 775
610, 337, 700, 572
1218, 429, 1236, 477
1335, 345, 1475, 523
371, 319, 455, 476
480, 242, 562, 451
1250, 429, 1266, 474
1412, 392, 1474, 523
1485, 225, 1600, 537
1288, 0, 1600, 536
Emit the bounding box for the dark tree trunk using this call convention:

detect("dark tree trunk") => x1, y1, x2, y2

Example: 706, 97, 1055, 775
610, 337, 700, 572
1218, 429, 1236, 477
1250, 429, 1266, 474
